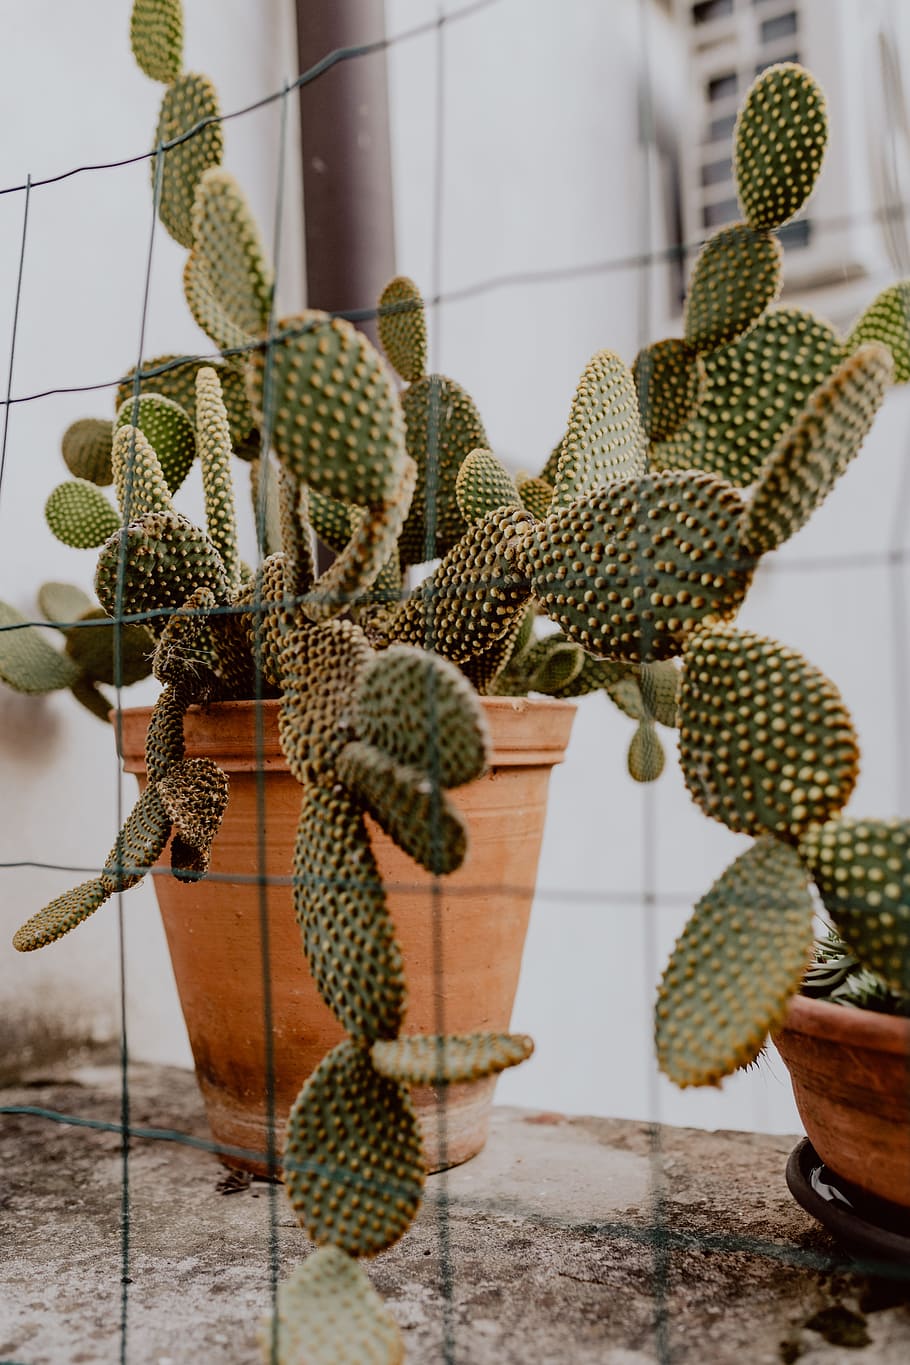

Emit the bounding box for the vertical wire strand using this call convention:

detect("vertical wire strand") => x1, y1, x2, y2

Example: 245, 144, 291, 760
253, 78, 293, 1365
0, 176, 30, 501
636, 1, 670, 1360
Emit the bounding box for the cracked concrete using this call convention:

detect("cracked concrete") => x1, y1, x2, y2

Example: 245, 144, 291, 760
1, 1063, 909, 1363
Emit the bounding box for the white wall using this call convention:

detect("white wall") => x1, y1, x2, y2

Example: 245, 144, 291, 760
1, 0, 907, 1137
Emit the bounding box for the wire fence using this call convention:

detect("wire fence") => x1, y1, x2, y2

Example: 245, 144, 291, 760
2, 2, 910, 1363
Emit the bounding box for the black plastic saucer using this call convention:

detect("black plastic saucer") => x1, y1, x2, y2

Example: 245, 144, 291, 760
786, 1138, 910, 1266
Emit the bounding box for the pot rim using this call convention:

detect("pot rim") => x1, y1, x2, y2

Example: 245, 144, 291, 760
775, 991, 910, 1055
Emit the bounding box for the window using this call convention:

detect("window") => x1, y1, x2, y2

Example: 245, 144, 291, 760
761, 12, 799, 44
693, 0, 733, 25
705, 112, 738, 142
701, 157, 733, 187
708, 72, 738, 102
703, 197, 740, 228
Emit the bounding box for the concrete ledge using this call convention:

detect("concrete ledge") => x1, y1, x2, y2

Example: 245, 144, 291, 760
2, 1064, 909, 1363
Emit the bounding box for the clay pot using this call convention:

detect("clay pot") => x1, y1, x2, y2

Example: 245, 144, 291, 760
118, 695, 574, 1176
773, 994, 910, 1209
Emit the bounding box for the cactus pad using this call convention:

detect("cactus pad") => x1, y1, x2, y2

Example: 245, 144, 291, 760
528, 470, 751, 662
111, 425, 175, 521
130, 0, 183, 84
103, 784, 171, 890
293, 784, 405, 1040
337, 741, 469, 876
64, 609, 154, 687
627, 719, 665, 783
799, 818, 910, 994
353, 645, 489, 788
655, 837, 815, 1087
734, 63, 828, 230
378, 275, 427, 384
740, 342, 893, 557
633, 339, 705, 442
678, 625, 859, 839
683, 225, 782, 354
157, 756, 229, 851
0, 601, 79, 693
522, 635, 586, 695
517, 475, 554, 521
651, 308, 845, 487
847, 282, 910, 384
117, 356, 255, 452
398, 375, 489, 565
185, 169, 273, 349
195, 367, 240, 591
371, 1032, 533, 1085
115, 393, 196, 496
61, 418, 114, 486
248, 313, 406, 507
94, 511, 229, 626
551, 351, 647, 509
145, 682, 189, 782
153, 72, 223, 248
265, 1248, 404, 1365
37, 582, 94, 629
638, 660, 679, 727
278, 620, 371, 785
455, 448, 520, 525
45, 480, 119, 549
284, 1040, 424, 1258
12, 877, 113, 952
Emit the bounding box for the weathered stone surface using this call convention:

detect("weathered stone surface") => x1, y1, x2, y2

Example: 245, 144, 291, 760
1, 1063, 908, 1363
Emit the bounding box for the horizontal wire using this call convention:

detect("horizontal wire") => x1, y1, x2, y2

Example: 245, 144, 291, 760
0, 0, 503, 200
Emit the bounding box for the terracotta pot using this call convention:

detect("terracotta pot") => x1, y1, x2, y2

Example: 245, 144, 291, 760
773, 994, 910, 1209
118, 695, 574, 1176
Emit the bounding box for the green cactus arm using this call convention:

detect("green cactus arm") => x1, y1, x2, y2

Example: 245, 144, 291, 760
734, 63, 828, 231
116, 355, 256, 452
459, 603, 536, 695
145, 681, 188, 782
627, 718, 665, 783
308, 487, 356, 554
248, 454, 283, 559
37, 582, 94, 629
799, 818, 910, 995
655, 837, 815, 1087
224, 556, 294, 693
115, 393, 196, 497
397, 374, 490, 566
64, 609, 154, 688
550, 351, 648, 509
337, 740, 469, 876
633, 339, 705, 443
102, 783, 172, 891
12, 878, 114, 952
130, 0, 183, 84
740, 341, 893, 557
95, 511, 229, 630
651, 307, 846, 488
279, 471, 316, 602
284, 1039, 424, 1259
68, 676, 115, 723
846, 282, 910, 383
390, 505, 535, 663
184, 168, 273, 350
44, 480, 120, 550
638, 660, 679, 727
353, 644, 489, 788
528, 470, 752, 663
370, 1032, 534, 1086
521, 635, 586, 695
516, 474, 554, 520
454, 448, 520, 526
61, 418, 114, 486
683, 225, 782, 355
0, 601, 80, 693
151, 585, 221, 693
194, 367, 240, 593
111, 425, 175, 522
678, 624, 859, 840
377, 275, 427, 384
292, 783, 406, 1041
153, 72, 223, 249
157, 755, 229, 880
263, 1248, 405, 1365
277, 619, 372, 783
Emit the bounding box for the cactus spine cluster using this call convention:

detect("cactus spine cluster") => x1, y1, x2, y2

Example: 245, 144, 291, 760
9, 6, 910, 1358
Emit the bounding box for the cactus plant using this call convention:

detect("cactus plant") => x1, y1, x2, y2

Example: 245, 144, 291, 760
9, 14, 910, 1357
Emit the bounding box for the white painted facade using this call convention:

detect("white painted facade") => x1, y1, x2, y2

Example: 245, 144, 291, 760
1, 0, 908, 1138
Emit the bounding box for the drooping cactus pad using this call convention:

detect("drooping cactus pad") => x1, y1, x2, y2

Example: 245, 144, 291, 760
185, 169, 273, 350
115, 393, 196, 496
278, 620, 371, 786
551, 351, 647, 509
740, 342, 893, 556
103, 784, 171, 890
44, 480, 120, 549
377, 275, 427, 384
157, 756, 229, 853
398, 375, 489, 565
678, 625, 859, 838
800, 818, 910, 994
0, 601, 79, 693
683, 225, 782, 354
130, 0, 183, 84
371, 1032, 534, 1085
633, 339, 705, 442
638, 660, 679, 727
153, 72, 223, 248
651, 308, 845, 487
627, 719, 665, 783
734, 63, 828, 230
655, 837, 815, 1087
264, 1248, 404, 1365
528, 471, 751, 662
847, 282, 910, 384
61, 418, 114, 486
454, 448, 520, 526
352, 645, 489, 788
284, 1040, 424, 1257
12, 877, 113, 952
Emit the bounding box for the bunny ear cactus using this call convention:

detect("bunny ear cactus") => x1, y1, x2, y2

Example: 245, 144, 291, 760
131, 0, 183, 84
185, 168, 273, 350
154, 72, 223, 248
61, 418, 114, 486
